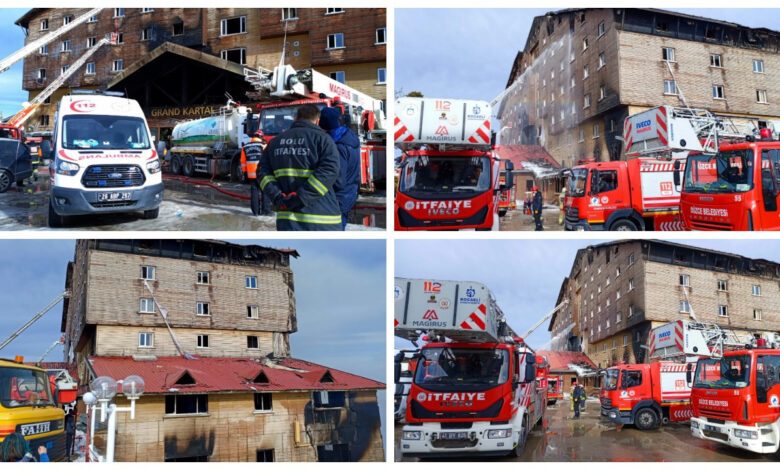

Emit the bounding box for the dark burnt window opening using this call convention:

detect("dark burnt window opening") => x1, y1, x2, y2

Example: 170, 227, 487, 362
247, 336, 259, 349
254, 392, 272, 411
253, 371, 269, 384
317, 444, 350, 462
174, 371, 196, 386
319, 370, 335, 383
256, 449, 274, 462
165, 394, 208, 415
172, 21, 184, 36
314, 391, 346, 408
193, 242, 209, 258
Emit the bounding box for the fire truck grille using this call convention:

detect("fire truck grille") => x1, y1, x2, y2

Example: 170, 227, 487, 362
703, 429, 729, 442
82, 165, 145, 188
431, 436, 478, 449
410, 398, 503, 420
689, 219, 733, 231
440, 422, 473, 429
601, 398, 612, 408
397, 207, 489, 228
700, 408, 731, 420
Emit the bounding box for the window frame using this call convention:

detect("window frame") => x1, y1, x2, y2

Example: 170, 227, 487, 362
197, 334, 210, 348
326, 33, 345, 50
139, 332, 154, 348
718, 305, 728, 317
281, 8, 299, 21
664, 79, 677, 95
329, 71, 346, 84
709, 54, 722, 68
196, 271, 210, 285
712, 85, 725, 100
254, 392, 273, 412
246, 276, 258, 289
247, 335, 259, 350
220, 48, 247, 65
757, 89, 768, 104
139, 298, 155, 314
375, 28, 386, 45
112, 59, 124, 72
325, 8, 345, 15
165, 394, 208, 416
753, 284, 761, 296
220, 16, 247, 36
662, 47, 675, 62
196, 302, 211, 317
753, 59, 764, 74
141, 265, 155, 280
377, 67, 386, 84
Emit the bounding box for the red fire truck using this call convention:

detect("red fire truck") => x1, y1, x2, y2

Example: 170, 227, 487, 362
600, 321, 700, 429
688, 325, 780, 453
547, 375, 563, 405
394, 98, 514, 230
564, 106, 701, 231
676, 130, 780, 230
394, 278, 545, 458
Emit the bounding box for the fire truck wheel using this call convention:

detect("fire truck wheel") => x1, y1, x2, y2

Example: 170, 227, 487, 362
182, 156, 194, 177
513, 414, 529, 457
499, 209, 507, 217
635, 408, 658, 430
0, 169, 12, 193
170, 156, 182, 175
610, 219, 638, 231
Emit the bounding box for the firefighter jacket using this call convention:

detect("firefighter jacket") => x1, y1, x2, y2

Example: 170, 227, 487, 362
331, 126, 361, 215
240, 142, 264, 179
259, 120, 341, 230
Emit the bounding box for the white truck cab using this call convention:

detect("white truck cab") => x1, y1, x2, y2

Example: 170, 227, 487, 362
44, 91, 163, 227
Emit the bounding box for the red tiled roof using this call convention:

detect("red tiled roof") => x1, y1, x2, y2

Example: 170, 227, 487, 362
536, 350, 597, 372
87, 356, 384, 394
494, 145, 561, 177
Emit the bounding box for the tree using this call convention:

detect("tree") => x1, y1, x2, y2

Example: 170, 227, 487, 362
406, 91, 424, 97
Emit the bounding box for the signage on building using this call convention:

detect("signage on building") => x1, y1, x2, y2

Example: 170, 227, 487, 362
149, 105, 220, 119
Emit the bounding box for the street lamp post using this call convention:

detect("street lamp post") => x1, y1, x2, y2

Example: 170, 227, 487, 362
85, 375, 145, 463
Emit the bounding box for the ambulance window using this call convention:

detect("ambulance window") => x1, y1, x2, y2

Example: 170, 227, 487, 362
620, 370, 642, 388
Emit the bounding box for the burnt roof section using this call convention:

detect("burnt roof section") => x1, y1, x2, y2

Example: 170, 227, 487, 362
84, 238, 299, 260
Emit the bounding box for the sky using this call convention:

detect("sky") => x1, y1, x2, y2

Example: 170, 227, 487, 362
0, 239, 386, 434
395, 8, 780, 102
0, 8, 28, 119
395, 239, 780, 351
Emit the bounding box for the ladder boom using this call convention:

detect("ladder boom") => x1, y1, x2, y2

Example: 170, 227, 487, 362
0, 291, 68, 352
522, 299, 569, 339
0, 8, 103, 75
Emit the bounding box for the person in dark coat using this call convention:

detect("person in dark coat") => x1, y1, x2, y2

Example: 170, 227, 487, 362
571, 381, 586, 419
65, 413, 75, 461
259, 104, 341, 231
532, 185, 544, 231
318, 106, 361, 229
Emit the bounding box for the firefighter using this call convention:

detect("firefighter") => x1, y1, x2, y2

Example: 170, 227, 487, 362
259, 104, 342, 231
558, 186, 566, 225
571, 381, 586, 419
532, 185, 544, 231
241, 131, 272, 216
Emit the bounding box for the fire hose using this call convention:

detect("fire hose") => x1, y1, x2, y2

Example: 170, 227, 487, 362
162, 174, 385, 209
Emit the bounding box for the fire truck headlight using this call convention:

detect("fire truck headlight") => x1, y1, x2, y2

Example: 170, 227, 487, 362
690, 420, 699, 429
487, 429, 512, 439
403, 431, 422, 440
734, 429, 758, 440
146, 159, 161, 174
608, 411, 617, 419
56, 160, 80, 176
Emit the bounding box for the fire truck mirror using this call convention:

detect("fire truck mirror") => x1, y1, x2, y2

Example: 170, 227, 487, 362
673, 160, 681, 187
525, 362, 536, 383
589, 170, 600, 196
685, 363, 693, 386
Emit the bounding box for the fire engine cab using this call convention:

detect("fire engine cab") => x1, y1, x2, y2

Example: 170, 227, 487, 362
394, 278, 545, 458
394, 98, 514, 230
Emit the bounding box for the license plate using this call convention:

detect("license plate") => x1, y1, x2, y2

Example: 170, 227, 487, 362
440, 432, 468, 440
98, 192, 131, 202
20, 421, 50, 436
704, 425, 721, 433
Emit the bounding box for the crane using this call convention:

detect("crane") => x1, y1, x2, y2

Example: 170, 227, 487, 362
0, 291, 69, 352
6, 36, 115, 129
0, 8, 103, 76
36, 336, 65, 365
522, 299, 570, 340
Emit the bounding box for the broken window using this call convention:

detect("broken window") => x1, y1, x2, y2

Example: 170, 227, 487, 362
247, 336, 259, 349
254, 392, 272, 411
141, 265, 155, 280
197, 271, 210, 285
220, 48, 246, 65
662, 47, 675, 62
314, 391, 345, 408
165, 394, 208, 415
247, 305, 259, 319
221, 16, 246, 36
141, 27, 153, 41
256, 449, 274, 462
172, 21, 184, 36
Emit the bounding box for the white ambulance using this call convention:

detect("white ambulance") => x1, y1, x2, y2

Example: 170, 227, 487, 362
43, 91, 163, 227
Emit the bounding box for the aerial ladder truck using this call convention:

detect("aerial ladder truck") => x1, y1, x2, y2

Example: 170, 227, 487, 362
243, 59, 387, 192
394, 278, 546, 458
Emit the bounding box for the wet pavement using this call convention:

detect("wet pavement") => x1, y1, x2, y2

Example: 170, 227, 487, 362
0, 169, 385, 231
395, 398, 779, 462
499, 204, 564, 231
